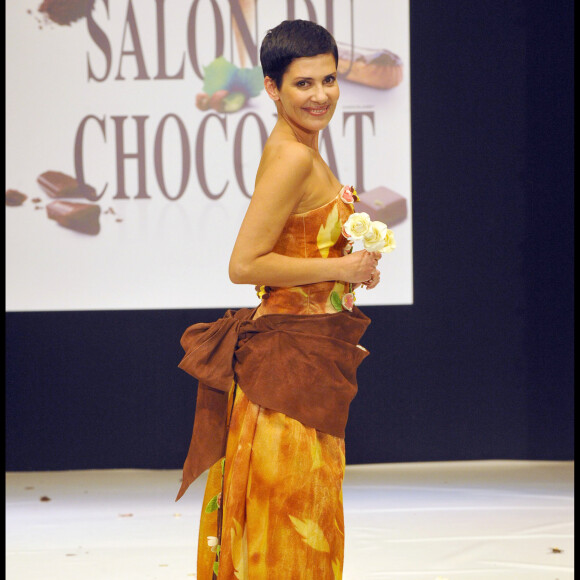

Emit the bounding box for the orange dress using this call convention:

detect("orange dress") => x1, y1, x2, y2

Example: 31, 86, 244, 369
197, 186, 357, 580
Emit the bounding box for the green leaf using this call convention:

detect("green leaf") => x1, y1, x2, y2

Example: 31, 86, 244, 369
330, 291, 343, 311
221, 458, 225, 475
213, 561, 220, 576
202, 57, 237, 96
205, 495, 219, 513
201, 58, 264, 100
230, 66, 264, 98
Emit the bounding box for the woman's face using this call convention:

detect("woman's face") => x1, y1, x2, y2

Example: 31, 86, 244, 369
269, 53, 340, 135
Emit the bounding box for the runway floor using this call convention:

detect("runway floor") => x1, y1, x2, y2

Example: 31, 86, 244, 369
6, 460, 573, 580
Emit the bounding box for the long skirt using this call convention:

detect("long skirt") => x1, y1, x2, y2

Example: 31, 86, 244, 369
196, 384, 346, 579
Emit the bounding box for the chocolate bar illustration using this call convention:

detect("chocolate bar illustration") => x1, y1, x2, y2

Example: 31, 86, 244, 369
46, 200, 101, 235
37, 171, 97, 201
356, 186, 408, 226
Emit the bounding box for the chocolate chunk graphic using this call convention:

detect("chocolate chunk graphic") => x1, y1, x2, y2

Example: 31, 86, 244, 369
37, 171, 97, 201
6, 189, 28, 206
356, 186, 408, 226
46, 201, 101, 235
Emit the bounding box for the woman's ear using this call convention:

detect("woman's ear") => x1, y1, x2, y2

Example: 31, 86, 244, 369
264, 76, 280, 101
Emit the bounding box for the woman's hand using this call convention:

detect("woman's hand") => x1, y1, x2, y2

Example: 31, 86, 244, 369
340, 250, 382, 285
361, 268, 381, 289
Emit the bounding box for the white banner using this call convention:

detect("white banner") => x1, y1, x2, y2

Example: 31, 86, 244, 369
6, 0, 412, 311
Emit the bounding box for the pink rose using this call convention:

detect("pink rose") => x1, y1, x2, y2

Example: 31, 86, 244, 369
342, 292, 355, 311
340, 186, 356, 204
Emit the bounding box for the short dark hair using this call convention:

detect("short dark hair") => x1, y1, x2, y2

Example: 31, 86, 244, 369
260, 20, 338, 88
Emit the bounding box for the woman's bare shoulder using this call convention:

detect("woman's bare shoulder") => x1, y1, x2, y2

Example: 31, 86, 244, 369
242, 138, 314, 224
257, 137, 315, 184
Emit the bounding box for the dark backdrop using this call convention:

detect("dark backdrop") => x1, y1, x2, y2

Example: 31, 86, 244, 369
5, 0, 574, 471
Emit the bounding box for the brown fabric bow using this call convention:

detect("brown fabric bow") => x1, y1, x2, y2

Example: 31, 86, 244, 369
175, 306, 371, 501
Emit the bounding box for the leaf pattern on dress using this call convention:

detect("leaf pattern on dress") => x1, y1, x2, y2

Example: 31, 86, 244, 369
288, 515, 331, 553
332, 557, 342, 580
327, 282, 346, 312
289, 286, 309, 298
205, 494, 219, 513
310, 434, 323, 471
230, 518, 247, 580
316, 204, 341, 258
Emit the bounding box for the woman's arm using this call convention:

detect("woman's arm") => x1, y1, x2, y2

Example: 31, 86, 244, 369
229, 142, 379, 287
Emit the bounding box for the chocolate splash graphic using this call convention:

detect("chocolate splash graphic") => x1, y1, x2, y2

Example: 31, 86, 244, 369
37, 0, 93, 26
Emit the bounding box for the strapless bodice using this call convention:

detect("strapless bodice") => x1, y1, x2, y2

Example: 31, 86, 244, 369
257, 185, 357, 315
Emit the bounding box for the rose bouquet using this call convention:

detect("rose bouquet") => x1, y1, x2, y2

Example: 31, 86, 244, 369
342, 211, 396, 254
336, 209, 396, 311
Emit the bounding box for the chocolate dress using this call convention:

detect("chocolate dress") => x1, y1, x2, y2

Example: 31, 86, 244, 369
178, 186, 371, 579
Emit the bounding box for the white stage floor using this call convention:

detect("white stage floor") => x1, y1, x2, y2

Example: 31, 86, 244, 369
6, 460, 573, 579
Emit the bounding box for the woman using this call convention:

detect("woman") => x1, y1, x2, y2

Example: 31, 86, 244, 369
177, 20, 382, 579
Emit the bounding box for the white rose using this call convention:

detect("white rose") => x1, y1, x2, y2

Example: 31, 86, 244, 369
343, 212, 371, 240
380, 228, 396, 253
363, 221, 389, 251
